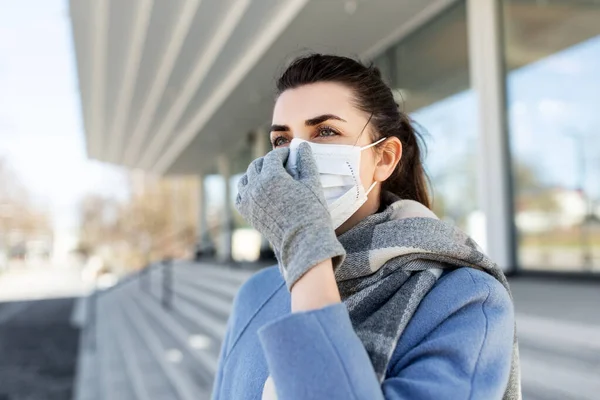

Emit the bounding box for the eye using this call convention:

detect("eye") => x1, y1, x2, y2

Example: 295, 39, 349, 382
317, 126, 340, 138
271, 136, 289, 147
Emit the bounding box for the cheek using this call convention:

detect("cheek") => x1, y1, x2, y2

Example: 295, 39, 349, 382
359, 150, 377, 186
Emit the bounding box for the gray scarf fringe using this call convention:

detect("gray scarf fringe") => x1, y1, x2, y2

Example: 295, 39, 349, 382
336, 194, 521, 399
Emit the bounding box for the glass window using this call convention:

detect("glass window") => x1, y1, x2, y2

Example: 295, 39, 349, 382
374, 2, 480, 240
503, 0, 600, 271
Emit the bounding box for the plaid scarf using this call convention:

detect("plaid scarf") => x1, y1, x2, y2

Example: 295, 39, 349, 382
335, 193, 521, 399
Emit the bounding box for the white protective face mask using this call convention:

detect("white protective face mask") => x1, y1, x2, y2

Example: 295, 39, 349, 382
286, 137, 386, 229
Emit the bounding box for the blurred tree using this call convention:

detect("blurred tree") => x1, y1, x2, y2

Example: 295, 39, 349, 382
77, 173, 199, 273
0, 158, 52, 257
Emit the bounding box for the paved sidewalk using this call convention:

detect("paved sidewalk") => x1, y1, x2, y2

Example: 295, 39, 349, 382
509, 276, 600, 325
508, 276, 600, 400
0, 264, 90, 302
0, 297, 79, 400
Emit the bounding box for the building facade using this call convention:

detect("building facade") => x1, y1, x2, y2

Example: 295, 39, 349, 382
71, 0, 600, 273
366, 0, 600, 273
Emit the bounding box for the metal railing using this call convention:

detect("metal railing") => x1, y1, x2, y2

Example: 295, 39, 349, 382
86, 258, 176, 350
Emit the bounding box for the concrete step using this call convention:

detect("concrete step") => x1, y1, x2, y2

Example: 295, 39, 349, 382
166, 285, 228, 342
175, 268, 244, 301
179, 262, 254, 286
131, 288, 220, 380
110, 298, 154, 400
173, 279, 234, 319
144, 263, 251, 308
516, 313, 600, 352
520, 348, 600, 400
121, 292, 209, 400
108, 292, 183, 400
517, 313, 600, 400
73, 327, 98, 400
141, 266, 231, 342
96, 298, 136, 400
72, 263, 251, 400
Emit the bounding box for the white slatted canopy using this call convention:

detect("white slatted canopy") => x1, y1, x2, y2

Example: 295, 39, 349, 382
70, 0, 448, 175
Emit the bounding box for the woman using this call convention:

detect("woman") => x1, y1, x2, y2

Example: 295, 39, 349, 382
212, 54, 520, 400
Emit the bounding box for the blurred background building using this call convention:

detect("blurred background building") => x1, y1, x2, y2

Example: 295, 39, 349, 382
67, 0, 599, 275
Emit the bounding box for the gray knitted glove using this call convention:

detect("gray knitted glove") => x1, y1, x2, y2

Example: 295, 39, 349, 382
235, 143, 346, 290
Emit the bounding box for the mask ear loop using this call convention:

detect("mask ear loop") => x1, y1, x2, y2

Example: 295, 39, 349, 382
366, 180, 379, 196
361, 136, 387, 150
354, 112, 388, 150
362, 135, 387, 194
355, 112, 385, 198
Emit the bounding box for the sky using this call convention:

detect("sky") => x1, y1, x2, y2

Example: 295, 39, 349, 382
0, 0, 128, 231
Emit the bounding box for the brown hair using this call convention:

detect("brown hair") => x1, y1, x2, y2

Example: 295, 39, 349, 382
275, 53, 431, 208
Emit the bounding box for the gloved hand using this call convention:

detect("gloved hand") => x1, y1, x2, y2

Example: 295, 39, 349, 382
235, 143, 346, 290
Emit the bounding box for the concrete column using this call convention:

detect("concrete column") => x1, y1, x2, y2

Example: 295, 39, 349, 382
467, 0, 516, 272
170, 178, 181, 233
218, 155, 233, 262
196, 174, 212, 253
168, 178, 181, 257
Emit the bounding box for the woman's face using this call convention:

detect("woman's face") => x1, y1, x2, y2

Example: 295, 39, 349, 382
271, 81, 396, 233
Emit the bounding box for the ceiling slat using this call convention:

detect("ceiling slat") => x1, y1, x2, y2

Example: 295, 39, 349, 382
122, 0, 202, 166
107, 0, 154, 163
152, 0, 310, 175
138, 0, 252, 169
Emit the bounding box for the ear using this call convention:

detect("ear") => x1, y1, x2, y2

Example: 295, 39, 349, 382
373, 137, 402, 182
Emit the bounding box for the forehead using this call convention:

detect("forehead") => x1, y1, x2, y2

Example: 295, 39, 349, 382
272, 82, 365, 123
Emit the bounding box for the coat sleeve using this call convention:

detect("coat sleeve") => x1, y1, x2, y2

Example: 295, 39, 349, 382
257, 269, 514, 400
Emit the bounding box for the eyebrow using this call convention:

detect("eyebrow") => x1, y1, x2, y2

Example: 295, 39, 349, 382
270, 114, 347, 132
